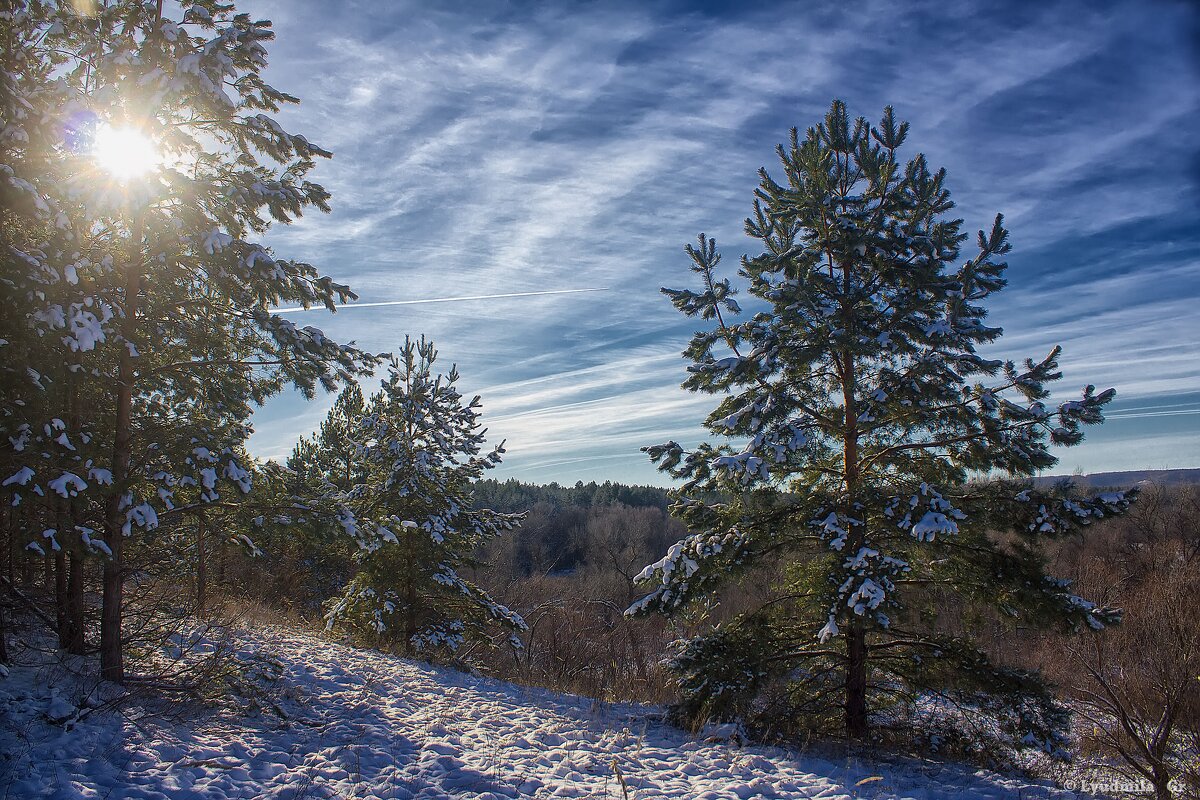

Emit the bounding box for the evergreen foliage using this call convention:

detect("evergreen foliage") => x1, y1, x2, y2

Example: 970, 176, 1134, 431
0, 0, 377, 679
471, 478, 670, 514
307, 338, 527, 656
628, 100, 1135, 748
291, 384, 367, 493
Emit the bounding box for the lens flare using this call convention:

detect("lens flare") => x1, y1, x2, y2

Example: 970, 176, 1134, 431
92, 124, 160, 180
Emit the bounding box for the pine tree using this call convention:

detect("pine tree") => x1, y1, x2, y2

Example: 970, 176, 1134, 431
291, 384, 367, 493
0, 0, 379, 680
323, 337, 527, 657
277, 384, 367, 601
628, 101, 1135, 749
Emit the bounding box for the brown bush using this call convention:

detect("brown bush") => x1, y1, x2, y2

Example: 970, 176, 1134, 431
1031, 484, 1200, 799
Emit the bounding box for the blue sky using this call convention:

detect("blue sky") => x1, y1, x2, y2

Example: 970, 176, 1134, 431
245, 0, 1200, 485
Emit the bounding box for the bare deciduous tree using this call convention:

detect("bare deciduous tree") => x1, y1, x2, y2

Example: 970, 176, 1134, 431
1044, 485, 1200, 799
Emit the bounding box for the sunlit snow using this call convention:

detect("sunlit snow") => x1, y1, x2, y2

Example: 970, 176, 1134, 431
0, 625, 1091, 799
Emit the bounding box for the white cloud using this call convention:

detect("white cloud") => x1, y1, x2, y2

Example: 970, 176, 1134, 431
243, 0, 1200, 481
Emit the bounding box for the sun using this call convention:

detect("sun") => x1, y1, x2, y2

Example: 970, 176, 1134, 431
91, 124, 160, 180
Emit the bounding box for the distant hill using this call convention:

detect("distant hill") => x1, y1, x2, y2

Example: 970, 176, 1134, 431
472, 477, 669, 512
475, 473, 1200, 503
1034, 468, 1200, 489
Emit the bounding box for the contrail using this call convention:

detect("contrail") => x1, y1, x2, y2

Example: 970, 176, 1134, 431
275, 287, 609, 314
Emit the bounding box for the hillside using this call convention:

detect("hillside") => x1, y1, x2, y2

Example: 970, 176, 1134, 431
1034, 468, 1200, 489
1, 622, 1095, 800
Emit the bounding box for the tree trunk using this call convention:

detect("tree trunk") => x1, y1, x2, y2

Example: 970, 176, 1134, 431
65, 552, 85, 655
99, 390, 130, 681
54, 548, 67, 645
63, 338, 85, 656
403, 530, 418, 655
841, 338, 868, 740
0, 604, 8, 665
216, 538, 227, 587
54, 499, 67, 644
0, 512, 9, 663
2, 503, 11, 586
195, 514, 207, 613
846, 622, 868, 739
1149, 745, 1175, 800
20, 539, 32, 587
100, 213, 143, 684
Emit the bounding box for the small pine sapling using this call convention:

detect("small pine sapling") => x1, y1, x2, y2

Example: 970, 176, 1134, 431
321, 337, 527, 658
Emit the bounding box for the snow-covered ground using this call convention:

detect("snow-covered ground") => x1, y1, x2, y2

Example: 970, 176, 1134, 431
1, 624, 1101, 799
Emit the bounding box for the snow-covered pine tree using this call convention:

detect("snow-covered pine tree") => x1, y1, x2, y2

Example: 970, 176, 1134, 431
323, 337, 527, 657
628, 101, 1135, 748
270, 384, 368, 601
291, 384, 367, 493
0, 0, 379, 680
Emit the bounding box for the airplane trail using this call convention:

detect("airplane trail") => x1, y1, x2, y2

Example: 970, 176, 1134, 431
275, 287, 609, 314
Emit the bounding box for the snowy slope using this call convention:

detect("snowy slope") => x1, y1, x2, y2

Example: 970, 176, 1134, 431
1, 626, 1099, 800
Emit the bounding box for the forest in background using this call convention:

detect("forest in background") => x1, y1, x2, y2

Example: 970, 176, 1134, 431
3, 473, 1197, 790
